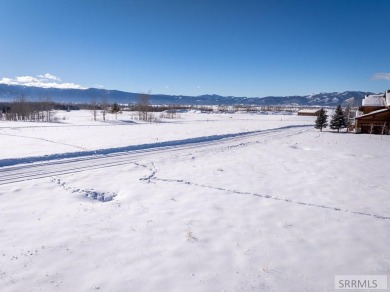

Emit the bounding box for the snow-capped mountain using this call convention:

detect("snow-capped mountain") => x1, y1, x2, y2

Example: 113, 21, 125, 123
0, 84, 373, 106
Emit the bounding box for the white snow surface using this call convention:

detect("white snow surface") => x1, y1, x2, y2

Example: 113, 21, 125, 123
0, 110, 389, 291
362, 94, 386, 106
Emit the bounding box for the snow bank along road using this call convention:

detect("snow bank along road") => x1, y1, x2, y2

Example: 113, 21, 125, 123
0, 125, 309, 186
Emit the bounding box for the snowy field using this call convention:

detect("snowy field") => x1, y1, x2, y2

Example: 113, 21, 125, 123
0, 110, 389, 291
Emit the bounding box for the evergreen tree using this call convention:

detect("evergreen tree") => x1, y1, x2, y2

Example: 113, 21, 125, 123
111, 102, 121, 120
330, 105, 347, 133
111, 103, 121, 113
315, 108, 328, 131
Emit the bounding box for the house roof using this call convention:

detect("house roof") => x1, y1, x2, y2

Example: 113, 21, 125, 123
297, 109, 320, 114
355, 108, 389, 119
362, 94, 386, 106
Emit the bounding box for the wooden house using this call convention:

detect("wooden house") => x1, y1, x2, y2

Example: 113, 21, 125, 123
297, 109, 321, 116
355, 90, 390, 134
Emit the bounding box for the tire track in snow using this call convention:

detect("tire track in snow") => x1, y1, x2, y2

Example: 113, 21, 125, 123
0, 132, 87, 150
153, 177, 390, 221
0, 124, 310, 168
141, 127, 309, 167
0, 156, 147, 185
0, 126, 309, 186
144, 164, 390, 221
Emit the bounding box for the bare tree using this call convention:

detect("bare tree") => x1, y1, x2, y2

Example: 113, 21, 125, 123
91, 97, 98, 121
343, 97, 358, 132
136, 91, 151, 121
13, 95, 30, 121
101, 96, 108, 121
42, 95, 54, 122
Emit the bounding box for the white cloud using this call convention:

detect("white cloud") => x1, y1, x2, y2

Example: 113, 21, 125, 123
37, 73, 61, 81
0, 78, 14, 85
0, 74, 87, 89
372, 73, 390, 81
16, 76, 40, 84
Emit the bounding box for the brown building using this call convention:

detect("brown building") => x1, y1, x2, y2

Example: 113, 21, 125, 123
355, 90, 390, 134
297, 109, 321, 116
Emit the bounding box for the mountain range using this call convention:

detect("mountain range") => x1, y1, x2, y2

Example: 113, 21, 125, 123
0, 84, 374, 106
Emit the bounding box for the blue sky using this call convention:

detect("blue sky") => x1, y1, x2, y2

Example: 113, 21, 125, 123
1, 0, 390, 97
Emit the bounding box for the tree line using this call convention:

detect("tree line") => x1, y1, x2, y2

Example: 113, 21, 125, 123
0, 95, 56, 122
315, 105, 351, 132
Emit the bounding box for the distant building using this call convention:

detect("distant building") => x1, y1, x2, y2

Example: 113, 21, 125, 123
297, 109, 321, 116
355, 90, 390, 134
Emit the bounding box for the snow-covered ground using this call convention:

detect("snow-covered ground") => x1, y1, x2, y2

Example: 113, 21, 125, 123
0, 110, 389, 291
0, 110, 305, 160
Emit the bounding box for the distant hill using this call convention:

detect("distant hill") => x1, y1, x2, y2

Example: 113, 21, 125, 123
0, 84, 374, 106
